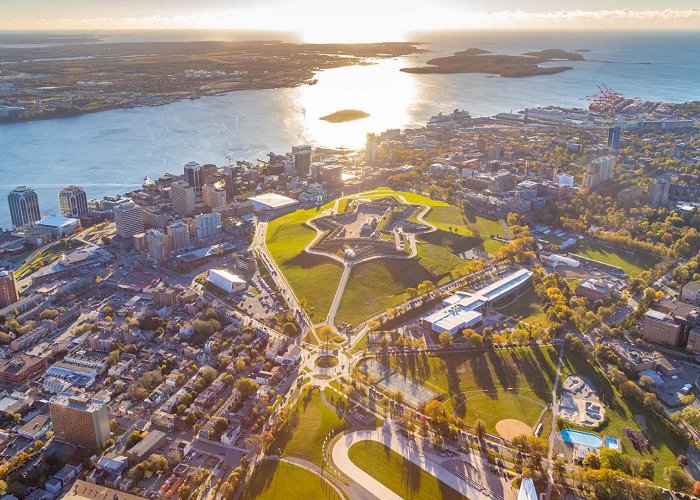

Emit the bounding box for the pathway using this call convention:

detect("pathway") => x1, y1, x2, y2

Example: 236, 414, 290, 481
545, 342, 566, 500
263, 456, 349, 500
331, 428, 510, 500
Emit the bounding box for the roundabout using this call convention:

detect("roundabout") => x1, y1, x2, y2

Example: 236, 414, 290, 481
315, 354, 340, 368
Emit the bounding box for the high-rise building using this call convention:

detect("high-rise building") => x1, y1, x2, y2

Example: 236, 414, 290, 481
476, 137, 488, 155
582, 156, 615, 188
183, 161, 203, 194
58, 186, 88, 218
170, 181, 196, 217
0, 270, 19, 309
222, 164, 244, 198
167, 222, 191, 252
194, 212, 222, 240
49, 392, 110, 449
145, 229, 170, 264
366, 133, 377, 164
8, 186, 41, 229
292, 145, 312, 177
114, 202, 145, 239
607, 125, 622, 152
648, 178, 670, 208
202, 185, 227, 210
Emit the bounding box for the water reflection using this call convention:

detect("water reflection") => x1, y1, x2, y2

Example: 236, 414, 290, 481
297, 57, 418, 149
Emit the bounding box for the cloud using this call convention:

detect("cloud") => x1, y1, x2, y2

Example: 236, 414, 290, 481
2, 8, 700, 30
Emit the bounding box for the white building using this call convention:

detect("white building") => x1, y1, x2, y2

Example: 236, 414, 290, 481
59, 185, 89, 218
195, 212, 222, 239
554, 173, 574, 187
114, 202, 144, 239
37, 215, 80, 238
207, 269, 246, 293
248, 193, 299, 217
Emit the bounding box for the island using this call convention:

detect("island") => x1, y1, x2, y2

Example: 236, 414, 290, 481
0, 36, 420, 123
401, 48, 585, 77
319, 109, 370, 123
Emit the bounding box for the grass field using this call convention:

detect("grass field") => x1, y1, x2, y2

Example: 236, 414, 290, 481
269, 388, 347, 467
463, 393, 546, 434
335, 259, 433, 326
423, 205, 504, 255
347, 441, 465, 500
570, 240, 659, 278
242, 460, 342, 500
266, 205, 343, 320
370, 346, 562, 430
494, 285, 549, 328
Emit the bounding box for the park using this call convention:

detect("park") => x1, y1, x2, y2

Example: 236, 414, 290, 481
265, 187, 507, 330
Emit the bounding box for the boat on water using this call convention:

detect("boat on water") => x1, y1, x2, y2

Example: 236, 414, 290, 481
428, 109, 472, 124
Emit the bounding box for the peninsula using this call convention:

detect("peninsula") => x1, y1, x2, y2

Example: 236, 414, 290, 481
0, 37, 420, 122
320, 109, 370, 123
401, 47, 585, 77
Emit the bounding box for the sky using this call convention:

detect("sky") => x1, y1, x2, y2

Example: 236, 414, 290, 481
1, 0, 699, 42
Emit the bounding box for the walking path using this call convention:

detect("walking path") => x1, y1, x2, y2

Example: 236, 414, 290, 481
331, 427, 511, 500
545, 342, 566, 499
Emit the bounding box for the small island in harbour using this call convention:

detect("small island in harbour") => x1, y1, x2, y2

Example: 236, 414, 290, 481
319, 109, 370, 123
401, 48, 585, 77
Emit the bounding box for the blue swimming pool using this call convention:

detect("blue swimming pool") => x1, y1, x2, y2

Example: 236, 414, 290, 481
605, 436, 620, 449
560, 429, 603, 448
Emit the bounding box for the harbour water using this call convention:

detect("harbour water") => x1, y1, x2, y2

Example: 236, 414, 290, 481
1, 29, 699, 228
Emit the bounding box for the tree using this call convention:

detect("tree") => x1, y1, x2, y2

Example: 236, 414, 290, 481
438, 331, 452, 346
282, 322, 298, 337
126, 430, 144, 448
663, 466, 691, 492
643, 392, 663, 413
235, 378, 260, 399
474, 419, 486, 440
599, 448, 631, 475
212, 417, 229, 438
582, 452, 600, 469
639, 459, 654, 481
235, 358, 247, 372
178, 485, 192, 500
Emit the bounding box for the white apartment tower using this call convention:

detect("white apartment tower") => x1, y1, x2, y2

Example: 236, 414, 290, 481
194, 212, 222, 240
114, 202, 145, 239
8, 185, 41, 229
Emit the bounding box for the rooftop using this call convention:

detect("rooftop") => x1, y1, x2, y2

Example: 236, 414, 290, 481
248, 192, 299, 209
38, 215, 79, 228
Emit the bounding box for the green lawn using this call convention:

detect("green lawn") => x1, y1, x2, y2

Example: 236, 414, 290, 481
494, 285, 549, 328
242, 460, 342, 500
463, 393, 546, 434
570, 240, 659, 278
335, 259, 433, 326
266, 205, 343, 320
269, 388, 347, 467
374, 346, 563, 428
348, 441, 465, 500
415, 236, 469, 278
423, 206, 504, 255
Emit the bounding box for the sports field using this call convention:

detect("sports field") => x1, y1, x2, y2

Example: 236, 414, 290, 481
570, 240, 659, 278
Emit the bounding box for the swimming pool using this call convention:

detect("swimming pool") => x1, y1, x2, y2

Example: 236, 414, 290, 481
560, 429, 603, 448
605, 436, 620, 450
